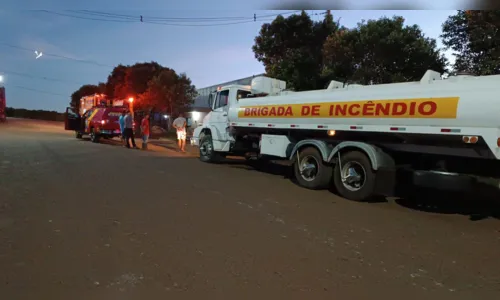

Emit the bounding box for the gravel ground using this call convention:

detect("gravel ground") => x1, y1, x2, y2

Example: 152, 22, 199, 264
1, 118, 499, 299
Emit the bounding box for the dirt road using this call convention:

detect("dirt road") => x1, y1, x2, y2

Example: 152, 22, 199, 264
1, 118, 499, 299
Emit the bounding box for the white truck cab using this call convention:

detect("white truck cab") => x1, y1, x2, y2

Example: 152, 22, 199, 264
191, 84, 252, 150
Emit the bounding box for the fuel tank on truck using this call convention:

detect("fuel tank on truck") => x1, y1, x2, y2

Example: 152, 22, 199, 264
228, 71, 500, 129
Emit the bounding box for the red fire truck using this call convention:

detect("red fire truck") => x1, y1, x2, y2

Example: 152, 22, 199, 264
65, 106, 125, 142
65, 96, 132, 142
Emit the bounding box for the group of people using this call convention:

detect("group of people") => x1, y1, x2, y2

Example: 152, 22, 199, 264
118, 110, 188, 152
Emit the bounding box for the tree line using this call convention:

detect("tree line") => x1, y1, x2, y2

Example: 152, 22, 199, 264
5, 107, 65, 122
252, 10, 500, 91
71, 62, 198, 114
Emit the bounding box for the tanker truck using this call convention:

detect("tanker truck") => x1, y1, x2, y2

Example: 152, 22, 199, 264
191, 70, 500, 201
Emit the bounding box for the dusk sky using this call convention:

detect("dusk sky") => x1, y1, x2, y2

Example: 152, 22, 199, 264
0, 1, 456, 112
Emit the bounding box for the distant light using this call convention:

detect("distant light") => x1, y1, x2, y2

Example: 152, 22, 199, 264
163, 115, 169, 119
128, 97, 134, 103
191, 111, 200, 121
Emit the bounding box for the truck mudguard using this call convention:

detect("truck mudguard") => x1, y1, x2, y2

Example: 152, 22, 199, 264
327, 141, 395, 170
288, 139, 332, 162
200, 125, 224, 142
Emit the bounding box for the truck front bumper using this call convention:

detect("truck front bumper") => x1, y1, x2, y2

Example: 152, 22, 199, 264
97, 128, 121, 136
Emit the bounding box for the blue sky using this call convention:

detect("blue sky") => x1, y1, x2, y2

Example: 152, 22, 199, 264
0, 1, 457, 112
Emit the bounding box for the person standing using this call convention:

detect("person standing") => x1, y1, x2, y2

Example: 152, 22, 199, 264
172, 113, 187, 152
123, 110, 138, 149
140, 113, 150, 150
118, 110, 126, 143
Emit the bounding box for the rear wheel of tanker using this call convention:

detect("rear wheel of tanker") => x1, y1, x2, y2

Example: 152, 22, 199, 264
293, 147, 333, 190
75, 131, 82, 139
89, 129, 100, 143
333, 151, 376, 202
199, 134, 222, 163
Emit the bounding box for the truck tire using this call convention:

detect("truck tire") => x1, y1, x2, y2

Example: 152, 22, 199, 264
89, 128, 100, 143
333, 151, 376, 202
199, 134, 222, 163
293, 146, 333, 190
75, 131, 83, 139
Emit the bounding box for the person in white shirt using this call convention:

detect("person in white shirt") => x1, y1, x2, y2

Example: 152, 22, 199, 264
172, 113, 187, 152
123, 110, 138, 149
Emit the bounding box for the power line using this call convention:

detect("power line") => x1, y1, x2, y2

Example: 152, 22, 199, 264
38, 10, 137, 23
8, 85, 69, 97
74, 9, 301, 22
73, 10, 253, 21
0, 42, 113, 68
35, 10, 301, 26
37, 10, 260, 26
144, 18, 277, 27
0, 70, 85, 85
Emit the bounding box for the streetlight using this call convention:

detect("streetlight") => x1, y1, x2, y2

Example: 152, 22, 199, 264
128, 97, 134, 118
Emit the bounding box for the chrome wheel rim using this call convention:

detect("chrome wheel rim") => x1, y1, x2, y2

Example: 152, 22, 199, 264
299, 155, 319, 182
200, 139, 212, 157
341, 161, 366, 191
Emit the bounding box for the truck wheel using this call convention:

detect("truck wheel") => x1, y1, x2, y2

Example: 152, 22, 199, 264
333, 151, 376, 202
75, 131, 82, 139
89, 129, 100, 143
199, 134, 222, 163
293, 146, 333, 190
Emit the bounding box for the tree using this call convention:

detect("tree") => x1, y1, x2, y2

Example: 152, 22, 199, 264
70, 84, 102, 111
176, 73, 198, 111
141, 68, 177, 111
253, 10, 338, 91
323, 16, 447, 85
142, 70, 197, 114
73, 61, 197, 115
106, 62, 164, 100
105, 64, 128, 99
441, 10, 500, 75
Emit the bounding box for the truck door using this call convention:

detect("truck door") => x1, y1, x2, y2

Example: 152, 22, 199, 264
64, 107, 82, 131
211, 89, 230, 140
